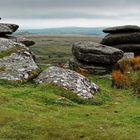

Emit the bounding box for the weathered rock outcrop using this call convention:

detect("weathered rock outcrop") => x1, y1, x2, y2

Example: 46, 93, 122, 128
72, 41, 123, 65
35, 66, 99, 99
103, 25, 140, 33
16, 37, 35, 47
2, 36, 35, 47
0, 38, 39, 82
0, 23, 35, 47
0, 23, 19, 35
101, 32, 140, 45
69, 57, 112, 74
70, 41, 124, 74
112, 44, 140, 55
0, 38, 17, 51
0, 21, 39, 82
101, 25, 140, 56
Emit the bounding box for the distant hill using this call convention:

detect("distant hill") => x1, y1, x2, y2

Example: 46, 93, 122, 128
15, 27, 106, 36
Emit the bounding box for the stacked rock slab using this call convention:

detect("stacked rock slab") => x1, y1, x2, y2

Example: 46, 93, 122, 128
0, 23, 35, 47
0, 23, 39, 82
69, 41, 124, 74
101, 25, 140, 56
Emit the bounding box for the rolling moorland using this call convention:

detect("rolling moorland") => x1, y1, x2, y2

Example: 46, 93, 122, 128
0, 34, 140, 140
16, 27, 106, 36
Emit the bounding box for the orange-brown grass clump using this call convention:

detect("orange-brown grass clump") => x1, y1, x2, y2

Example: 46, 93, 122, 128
129, 56, 140, 70
115, 58, 131, 73
112, 70, 130, 88
58, 63, 65, 68
115, 56, 140, 73
75, 67, 89, 76
112, 57, 140, 93
133, 72, 140, 95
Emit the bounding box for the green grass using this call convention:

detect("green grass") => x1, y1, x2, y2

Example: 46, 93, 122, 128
0, 45, 24, 59
0, 35, 139, 139
0, 76, 139, 140
28, 35, 101, 65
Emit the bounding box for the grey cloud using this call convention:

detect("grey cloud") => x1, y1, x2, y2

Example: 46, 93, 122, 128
0, 0, 140, 21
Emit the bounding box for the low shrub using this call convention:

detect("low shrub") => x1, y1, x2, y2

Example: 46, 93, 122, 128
130, 56, 140, 71
112, 70, 130, 88
112, 56, 140, 95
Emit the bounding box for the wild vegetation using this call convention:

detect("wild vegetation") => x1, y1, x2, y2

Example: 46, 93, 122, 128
112, 56, 140, 95
0, 35, 140, 140
0, 75, 140, 140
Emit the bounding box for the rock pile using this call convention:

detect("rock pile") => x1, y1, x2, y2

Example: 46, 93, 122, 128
0, 22, 99, 99
0, 23, 35, 47
35, 66, 99, 99
69, 41, 124, 74
0, 22, 39, 82
101, 25, 140, 56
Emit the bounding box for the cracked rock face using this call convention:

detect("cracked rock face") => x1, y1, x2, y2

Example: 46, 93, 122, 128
0, 38, 39, 82
35, 66, 99, 99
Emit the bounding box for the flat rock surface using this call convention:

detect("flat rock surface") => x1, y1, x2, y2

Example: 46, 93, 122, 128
0, 23, 19, 35
72, 41, 124, 64
101, 32, 140, 45
103, 25, 140, 33
35, 66, 99, 99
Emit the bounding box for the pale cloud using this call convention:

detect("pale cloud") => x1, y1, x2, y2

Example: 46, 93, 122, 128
0, 0, 140, 28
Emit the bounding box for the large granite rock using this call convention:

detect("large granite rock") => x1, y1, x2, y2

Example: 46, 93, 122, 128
72, 41, 124, 65
16, 37, 35, 46
35, 66, 99, 99
101, 32, 140, 45
112, 44, 140, 55
103, 25, 140, 33
0, 23, 19, 35
0, 38, 39, 82
2, 36, 35, 47
69, 57, 112, 74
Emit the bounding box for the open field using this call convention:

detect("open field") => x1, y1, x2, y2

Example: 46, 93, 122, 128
24, 34, 102, 65
0, 35, 140, 140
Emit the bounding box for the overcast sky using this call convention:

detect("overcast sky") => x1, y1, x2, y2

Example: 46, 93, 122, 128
0, 0, 140, 29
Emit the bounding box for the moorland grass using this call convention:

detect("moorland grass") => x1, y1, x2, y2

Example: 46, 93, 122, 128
0, 76, 139, 140
0, 35, 139, 139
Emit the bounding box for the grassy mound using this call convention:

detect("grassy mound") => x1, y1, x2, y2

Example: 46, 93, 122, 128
0, 76, 139, 140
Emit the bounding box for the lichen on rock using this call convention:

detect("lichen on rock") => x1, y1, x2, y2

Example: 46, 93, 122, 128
35, 66, 99, 99
0, 39, 39, 82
